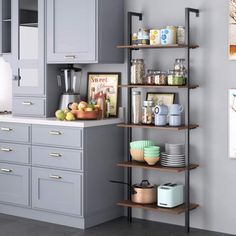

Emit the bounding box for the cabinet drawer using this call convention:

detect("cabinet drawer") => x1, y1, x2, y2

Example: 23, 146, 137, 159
32, 125, 83, 149
0, 143, 31, 164
0, 122, 31, 143
13, 97, 46, 117
32, 146, 83, 171
0, 163, 30, 206
32, 167, 83, 216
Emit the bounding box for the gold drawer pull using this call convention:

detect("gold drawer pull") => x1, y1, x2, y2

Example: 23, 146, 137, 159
49, 153, 62, 158
1, 168, 12, 173
64, 55, 77, 59
50, 175, 62, 180
22, 102, 33, 105
1, 148, 13, 152
1, 127, 13, 131
49, 131, 62, 135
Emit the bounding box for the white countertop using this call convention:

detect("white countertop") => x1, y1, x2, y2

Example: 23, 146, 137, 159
0, 115, 124, 128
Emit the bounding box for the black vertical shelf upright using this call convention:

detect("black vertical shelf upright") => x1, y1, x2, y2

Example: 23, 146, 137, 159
116, 8, 200, 233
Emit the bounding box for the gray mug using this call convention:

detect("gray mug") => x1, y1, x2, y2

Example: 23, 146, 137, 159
155, 114, 167, 126
169, 104, 184, 115
154, 105, 168, 115
169, 115, 181, 126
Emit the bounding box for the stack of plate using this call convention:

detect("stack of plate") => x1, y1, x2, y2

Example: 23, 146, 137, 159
161, 144, 185, 167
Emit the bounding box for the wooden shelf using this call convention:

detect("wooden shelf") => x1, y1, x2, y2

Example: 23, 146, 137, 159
117, 44, 199, 49
117, 200, 199, 214
117, 161, 199, 173
2, 18, 11, 22
118, 84, 199, 89
117, 123, 199, 131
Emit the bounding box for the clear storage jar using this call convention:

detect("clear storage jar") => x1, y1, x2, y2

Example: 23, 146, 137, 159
131, 59, 145, 84
142, 100, 154, 125
132, 91, 142, 124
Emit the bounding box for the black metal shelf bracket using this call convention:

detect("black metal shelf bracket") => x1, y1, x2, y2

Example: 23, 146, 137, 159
127, 12, 143, 223
185, 7, 200, 234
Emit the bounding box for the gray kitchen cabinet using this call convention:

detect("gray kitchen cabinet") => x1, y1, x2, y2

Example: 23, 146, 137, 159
0, 163, 30, 206
46, 0, 124, 64
11, 0, 45, 96
0, 142, 31, 164
0, 122, 31, 143
32, 167, 83, 216
32, 146, 83, 171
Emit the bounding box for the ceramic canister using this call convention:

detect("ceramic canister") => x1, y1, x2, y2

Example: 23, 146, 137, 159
161, 28, 176, 45
169, 115, 181, 126
150, 29, 161, 45
155, 115, 167, 126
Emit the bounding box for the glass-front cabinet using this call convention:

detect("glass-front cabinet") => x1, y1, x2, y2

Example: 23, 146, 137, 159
12, 0, 45, 96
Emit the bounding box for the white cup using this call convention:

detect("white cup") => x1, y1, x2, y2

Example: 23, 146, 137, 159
155, 115, 167, 126
154, 105, 168, 115
169, 115, 181, 126
169, 104, 184, 115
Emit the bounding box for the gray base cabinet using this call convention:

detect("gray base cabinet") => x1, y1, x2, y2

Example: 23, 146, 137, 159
32, 167, 83, 216
0, 163, 30, 207
0, 121, 124, 229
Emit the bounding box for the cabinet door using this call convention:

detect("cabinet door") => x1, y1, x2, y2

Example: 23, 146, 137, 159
0, 163, 30, 206
47, 0, 96, 63
32, 167, 83, 216
12, 0, 45, 96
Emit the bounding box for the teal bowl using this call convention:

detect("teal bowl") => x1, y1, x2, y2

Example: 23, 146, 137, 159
130, 140, 155, 150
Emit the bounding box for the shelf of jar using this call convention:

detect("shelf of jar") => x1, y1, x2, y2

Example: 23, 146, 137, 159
117, 200, 199, 214
117, 123, 199, 131
117, 161, 199, 173
117, 44, 199, 49
118, 84, 199, 89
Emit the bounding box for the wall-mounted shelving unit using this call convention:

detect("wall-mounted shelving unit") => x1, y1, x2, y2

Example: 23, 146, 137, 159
116, 8, 200, 233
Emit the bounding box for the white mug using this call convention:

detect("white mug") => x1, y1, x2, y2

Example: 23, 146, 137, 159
155, 115, 167, 126
169, 104, 184, 115
169, 115, 181, 126
154, 105, 168, 116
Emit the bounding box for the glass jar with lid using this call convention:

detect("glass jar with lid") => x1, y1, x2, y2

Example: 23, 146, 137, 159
174, 59, 186, 72
145, 70, 155, 85
131, 59, 145, 84
142, 100, 154, 125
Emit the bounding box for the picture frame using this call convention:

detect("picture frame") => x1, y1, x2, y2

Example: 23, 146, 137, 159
229, 0, 236, 59
228, 89, 236, 158
87, 72, 120, 117
146, 92, 175, 106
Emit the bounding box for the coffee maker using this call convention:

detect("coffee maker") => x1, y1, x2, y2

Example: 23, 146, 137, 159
58, 66, 82, 110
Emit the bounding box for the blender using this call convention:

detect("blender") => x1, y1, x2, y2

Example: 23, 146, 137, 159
58, 66, 82, 110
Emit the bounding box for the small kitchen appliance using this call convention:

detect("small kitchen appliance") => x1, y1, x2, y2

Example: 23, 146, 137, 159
58, 66, 82, 110
157, 183, 184, 208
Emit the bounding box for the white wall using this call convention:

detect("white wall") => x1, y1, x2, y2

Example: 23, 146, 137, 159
124, 0, 236, 235
0, 57, 12, 111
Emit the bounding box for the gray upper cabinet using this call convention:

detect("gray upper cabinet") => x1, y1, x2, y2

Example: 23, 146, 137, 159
11, 0, 45, 96
46, 0, 124, 64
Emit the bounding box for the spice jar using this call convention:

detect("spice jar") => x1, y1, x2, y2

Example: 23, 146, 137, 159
142, 100, 154, 125
132, 91, 141, 124
145, 70, 155, 85
131, 59, 145, 84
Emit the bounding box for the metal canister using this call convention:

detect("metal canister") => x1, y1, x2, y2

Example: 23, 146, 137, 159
132, 91, 141, 124
166, 26, 177, 44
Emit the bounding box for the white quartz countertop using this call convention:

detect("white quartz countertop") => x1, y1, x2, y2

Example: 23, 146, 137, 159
0, 115, 124, 128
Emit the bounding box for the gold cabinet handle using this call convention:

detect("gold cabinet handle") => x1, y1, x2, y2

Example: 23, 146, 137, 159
50, 175, 62, 180
64, 55, 77, 59
49, 153, 62, 158
1, 127, 13, 131
1, 147, 13, 152
1, 168, 12, 173
49, 131, 62, 135
22, 102, 33, 105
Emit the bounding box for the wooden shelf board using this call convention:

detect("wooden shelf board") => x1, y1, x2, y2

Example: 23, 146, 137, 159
117, 200, 199, 214
2, 18, 11, 22
117, 161, 199, 173
117, 123, 199, 130
117, 44, 199, 49
118, 84, 199, 89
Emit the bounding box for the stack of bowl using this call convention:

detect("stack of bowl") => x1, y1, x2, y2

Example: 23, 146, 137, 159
130, 140, 155, 162
144, 146, 160, 165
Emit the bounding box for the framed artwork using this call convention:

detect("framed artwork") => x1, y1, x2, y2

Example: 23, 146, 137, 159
229, 89, 236, 158
146, 93, 175, 106
229, 0, 236, 59
87, 73, 120, 117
